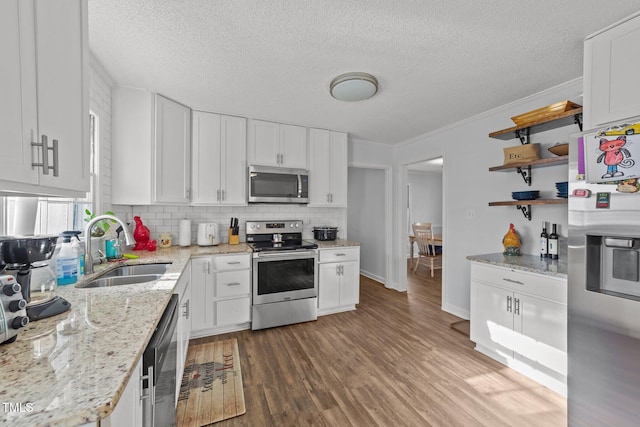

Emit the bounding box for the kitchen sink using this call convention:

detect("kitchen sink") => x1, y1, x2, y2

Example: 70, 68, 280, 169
98, 263, 171, 278
79, 274, 164, 288
76, 262, 171, 288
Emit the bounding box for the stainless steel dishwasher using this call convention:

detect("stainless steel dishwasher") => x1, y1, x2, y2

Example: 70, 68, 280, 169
143, 294, 178, 427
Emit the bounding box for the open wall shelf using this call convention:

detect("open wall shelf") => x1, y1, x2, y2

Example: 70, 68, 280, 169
488, 199, 568, 220
489, 108, 583, 143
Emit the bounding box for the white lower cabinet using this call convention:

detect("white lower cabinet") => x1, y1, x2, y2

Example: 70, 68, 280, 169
102, 357, 143, 427
175, 262, 191, 404
318, 247, 360, 315
190, 254, 251, 337
470, 262, 567, 395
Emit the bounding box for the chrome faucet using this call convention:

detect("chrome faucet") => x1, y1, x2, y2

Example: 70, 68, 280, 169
84, 214, 135, 274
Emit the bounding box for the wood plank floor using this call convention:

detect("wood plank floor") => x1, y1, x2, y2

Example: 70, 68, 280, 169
191, 262, 567, 426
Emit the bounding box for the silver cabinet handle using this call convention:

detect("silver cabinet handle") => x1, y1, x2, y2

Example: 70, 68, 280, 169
31, 133, 46, 173
217, 189, 221, 201
330, 193, 333, 203
182, 299, 190, 318
335, 253, 346, 257
514, 297, 520, 315
222, 189, 226, 201
226, 282, 241, 286
326, 193, 330, 203
227, 261, 241, 265
50, 139, 59, 177
336, 265, 340, 276
140, 365, 154, 402
340, 265, 344, 275
503, 278, 524, 286
506, 295, 512, 312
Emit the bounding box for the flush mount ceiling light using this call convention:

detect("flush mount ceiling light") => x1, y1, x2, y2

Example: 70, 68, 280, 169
330, 72, 379, 102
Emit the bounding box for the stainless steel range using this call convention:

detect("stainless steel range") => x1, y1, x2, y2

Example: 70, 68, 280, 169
246, 220, 318, 330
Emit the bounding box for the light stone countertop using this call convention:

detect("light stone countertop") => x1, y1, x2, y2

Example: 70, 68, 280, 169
466, 253, 567, 279
314, 238, 361, 248
0, 244, 252, 427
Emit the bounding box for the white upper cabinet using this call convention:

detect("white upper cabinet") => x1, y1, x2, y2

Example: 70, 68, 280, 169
191, 111, 247, 205
112, 88, 191, 205
247, 119, 308, 169
0, 0, 89, 196
309, 129, 348, 206
584, 13, 640, 128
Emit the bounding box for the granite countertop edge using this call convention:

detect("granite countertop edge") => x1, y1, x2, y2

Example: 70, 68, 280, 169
467, 253, 568, 279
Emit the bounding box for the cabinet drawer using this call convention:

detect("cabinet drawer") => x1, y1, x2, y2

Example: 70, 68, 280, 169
213, 254, 250, 271
471, 262, 566, 303
319, 247, 360, 263
215, 270, 250, 298
215, 297, 251, 326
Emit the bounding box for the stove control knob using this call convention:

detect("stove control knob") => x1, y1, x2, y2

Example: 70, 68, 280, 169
9, 299, 27, 312
11, 316, 29, 330
250, 224, 255, 230
290, 223, 294, 228
256, 224, 261, 229
295, 223, 300, 228
2, 283, 21, 296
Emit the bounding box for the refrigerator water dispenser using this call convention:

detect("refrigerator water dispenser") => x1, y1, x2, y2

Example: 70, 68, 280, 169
586, 235, 640, 300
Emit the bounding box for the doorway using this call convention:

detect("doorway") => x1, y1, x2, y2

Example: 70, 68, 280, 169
406, 157, 443, 307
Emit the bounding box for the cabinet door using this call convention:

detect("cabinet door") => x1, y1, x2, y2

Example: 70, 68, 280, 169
339, 261, 360, 306
585, 14, 640, 128
154, 95, 191, 204
514, 294, 567, 377
280, 124, 308, 168
191, 111, 222, 204
104, 357, 143, 427
248, 119, 280, 167
308, 128, 332, 205
470, 282, 515, 356
329, 131, 348, 206
35, 0, 89, 193
0, 0, 39, 187
189, 258, 213, 332
220, 115, 247, 205
318, 263, 341, 310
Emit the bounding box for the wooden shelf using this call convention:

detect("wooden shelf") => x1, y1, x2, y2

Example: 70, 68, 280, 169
489, 156, 568, 171
489, 199, 568, 207
489, 108, 583, 141
489, 198, 568, 221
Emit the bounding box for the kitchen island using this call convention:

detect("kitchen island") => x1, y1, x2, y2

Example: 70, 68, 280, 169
0, 244, 251, 427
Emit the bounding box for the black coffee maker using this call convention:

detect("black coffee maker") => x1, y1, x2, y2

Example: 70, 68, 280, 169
0, 235, 71, 320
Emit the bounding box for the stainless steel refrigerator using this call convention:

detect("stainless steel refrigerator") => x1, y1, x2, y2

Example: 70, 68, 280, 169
568, 125, 640, 426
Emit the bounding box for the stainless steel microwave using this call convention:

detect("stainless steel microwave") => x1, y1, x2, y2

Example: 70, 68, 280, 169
248, 165, 309, 204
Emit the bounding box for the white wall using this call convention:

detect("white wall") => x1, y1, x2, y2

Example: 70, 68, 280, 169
408, 170, 443, 236
348, 167, 386, 283
350, 78, 583, 318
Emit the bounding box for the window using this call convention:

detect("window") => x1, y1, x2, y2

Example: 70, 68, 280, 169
2, 112, 98, 235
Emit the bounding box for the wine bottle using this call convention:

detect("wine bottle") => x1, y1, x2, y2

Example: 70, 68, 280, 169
548, 223, 559, 260
540, 221, 548, 258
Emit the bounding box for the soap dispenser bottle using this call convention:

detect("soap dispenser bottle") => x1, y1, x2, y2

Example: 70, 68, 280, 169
55, 231, 80, 285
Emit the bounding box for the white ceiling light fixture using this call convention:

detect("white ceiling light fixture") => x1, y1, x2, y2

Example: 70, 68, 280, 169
330, 72, 379, 102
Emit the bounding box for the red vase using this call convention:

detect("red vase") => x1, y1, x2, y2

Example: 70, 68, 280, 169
133, 216, 150, 250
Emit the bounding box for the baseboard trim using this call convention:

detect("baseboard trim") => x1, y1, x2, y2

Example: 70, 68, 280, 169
360, 270, 385, 285
441, 303, 469, 320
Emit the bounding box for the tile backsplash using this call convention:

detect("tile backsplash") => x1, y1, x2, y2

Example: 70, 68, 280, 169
111, 204, 346, 244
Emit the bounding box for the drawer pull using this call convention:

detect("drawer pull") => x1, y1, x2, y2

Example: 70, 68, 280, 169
226, 282, 241, 286
503, 278, 524, 285
335, 253, 346, 257
227, 261, 242, 265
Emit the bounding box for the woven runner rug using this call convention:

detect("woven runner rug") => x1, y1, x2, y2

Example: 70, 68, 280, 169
176, 338, 246, 426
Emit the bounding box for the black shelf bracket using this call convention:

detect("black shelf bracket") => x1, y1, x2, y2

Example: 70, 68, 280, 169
516, 204, 532, 221
516, 165, 532, 186
514, 127, 530, 145
574, 113, 583, 131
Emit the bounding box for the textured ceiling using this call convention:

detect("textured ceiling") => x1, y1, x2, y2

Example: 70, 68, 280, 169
89, 0, 640, 144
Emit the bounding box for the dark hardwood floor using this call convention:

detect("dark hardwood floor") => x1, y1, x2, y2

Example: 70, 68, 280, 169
191, 262, 566, 426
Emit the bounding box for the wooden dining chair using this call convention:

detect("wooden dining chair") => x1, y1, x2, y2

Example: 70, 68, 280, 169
412, 222, 442, 277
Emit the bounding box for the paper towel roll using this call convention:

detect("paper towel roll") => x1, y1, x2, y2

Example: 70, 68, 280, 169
178, 220, 191, 246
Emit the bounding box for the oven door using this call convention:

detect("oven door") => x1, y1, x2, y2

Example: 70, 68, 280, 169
248, 165, 309, 204
253, 250, 317, 304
